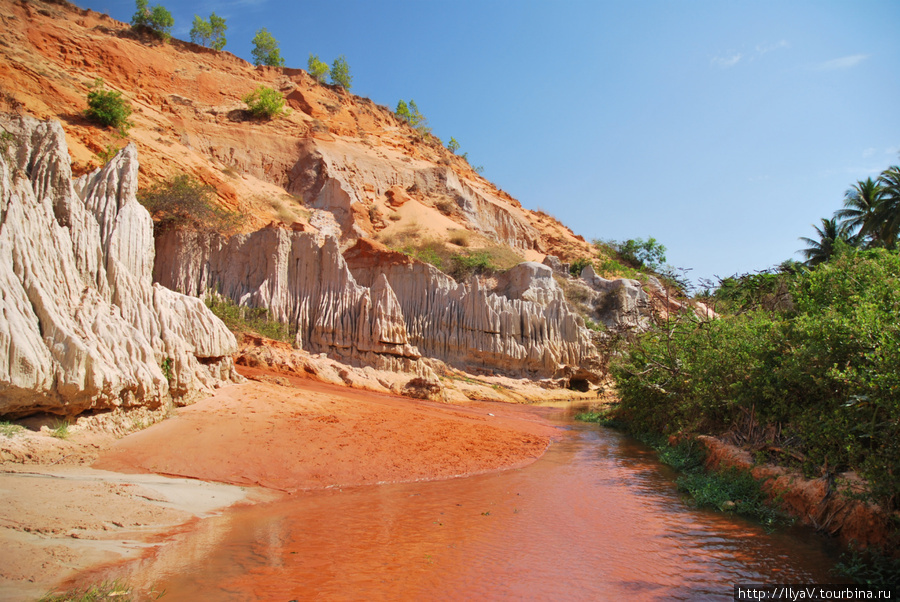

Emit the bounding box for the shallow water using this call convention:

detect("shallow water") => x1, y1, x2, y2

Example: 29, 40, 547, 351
125, 405, 842, 601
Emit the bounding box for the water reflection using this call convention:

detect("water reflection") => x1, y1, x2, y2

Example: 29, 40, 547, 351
122, 407, 841, 601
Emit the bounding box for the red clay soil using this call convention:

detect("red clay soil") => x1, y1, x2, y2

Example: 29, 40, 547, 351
698, 435, 892, 551
94, 370, 558, 493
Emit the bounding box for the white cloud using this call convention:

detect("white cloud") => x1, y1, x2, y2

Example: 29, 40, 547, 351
755, 40, 789, 55
863, 148, 877, 158
815, 54, 868, 71
712, 40, 789, 69
711, 53, 742, 68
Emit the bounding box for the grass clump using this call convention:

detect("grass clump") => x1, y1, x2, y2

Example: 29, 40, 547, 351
50, 419, 69, 439
832, 544, 900, 585
383, 229, 521, 282
676, 468, 782, 525
205, 294, 293, 342
40, 578, 156, 601
0, 421, 24, 438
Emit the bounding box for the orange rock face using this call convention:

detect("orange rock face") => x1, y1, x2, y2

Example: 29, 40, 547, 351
0, 0, 597, 262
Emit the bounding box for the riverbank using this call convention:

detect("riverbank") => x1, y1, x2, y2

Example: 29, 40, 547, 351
0, 373, 559, 600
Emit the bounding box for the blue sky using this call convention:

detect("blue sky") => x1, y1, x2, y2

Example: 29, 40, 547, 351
77, 0, 900, 286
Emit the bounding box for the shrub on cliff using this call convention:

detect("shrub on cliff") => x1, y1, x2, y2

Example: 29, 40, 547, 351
84, 79, 133, 135
131, 0, 174, 41
330, 56, 352, 90
569, 257, 592, 277
242, 86, 288, 120
395, 99, 430, 137
190, 12, 227, 50
138, 174, 242, 234
307, 54, 329, 83
250, 28, 285, 67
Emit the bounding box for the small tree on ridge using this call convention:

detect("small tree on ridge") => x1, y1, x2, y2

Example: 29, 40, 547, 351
330, 55, 352, 90
131, 0, 174, 41
190, 12, 227, 51
307, 54, 329, 83
251, 28, 285, 67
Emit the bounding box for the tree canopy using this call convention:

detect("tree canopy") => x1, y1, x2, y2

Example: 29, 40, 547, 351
131, 0, 174, 40
330, 56, 352, 90
800, 164, 900, 265
190, 13, 227, 51
307, 54, 329, 83
251, 28, 285, 67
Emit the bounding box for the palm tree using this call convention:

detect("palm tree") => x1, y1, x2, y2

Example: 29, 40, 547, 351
798, 217, 855, 267
875, 166, 900, 249
835, 177, 883, 245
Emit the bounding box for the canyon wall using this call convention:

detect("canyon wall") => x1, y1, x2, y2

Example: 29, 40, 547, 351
154, 232, 601, 382
0, 116, 238, 417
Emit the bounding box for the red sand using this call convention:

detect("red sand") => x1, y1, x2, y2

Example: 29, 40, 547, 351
94, 373, 559, 493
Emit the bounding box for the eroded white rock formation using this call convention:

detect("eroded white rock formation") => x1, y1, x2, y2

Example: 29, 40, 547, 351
0, 116, 238, 417
580, 265, 652, 330
155, 232, 601, 382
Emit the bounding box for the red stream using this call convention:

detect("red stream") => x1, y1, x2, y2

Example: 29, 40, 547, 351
115, 406, 841, 601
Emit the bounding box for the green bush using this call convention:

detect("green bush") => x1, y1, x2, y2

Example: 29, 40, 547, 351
190, 12, 227, 50
131, 0, 173, 41
569, 257, 592, 277
330, 55, 352, 90
447, 137, 460, 154
242, 86, 288, 120
205, 294, 293, 342
251, 28, 285, 67
448, 251, 496, 281
307, 54, 329, 83
610, 248, 900, 512
395, 99, 430, 136
84, 79, 133, 134
137, 174, 242, 233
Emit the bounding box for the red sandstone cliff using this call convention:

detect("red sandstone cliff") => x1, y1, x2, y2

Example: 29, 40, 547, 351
0, 0, 595, 264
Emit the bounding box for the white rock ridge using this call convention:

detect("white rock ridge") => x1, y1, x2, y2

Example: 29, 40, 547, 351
155, 232, 601, 382
0, 116, 238, 417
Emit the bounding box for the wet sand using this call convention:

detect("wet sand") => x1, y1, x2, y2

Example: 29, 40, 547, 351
1, 374, 559, 599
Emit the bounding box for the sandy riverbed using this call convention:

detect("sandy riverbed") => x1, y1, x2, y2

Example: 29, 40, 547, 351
0, 374, 560, 600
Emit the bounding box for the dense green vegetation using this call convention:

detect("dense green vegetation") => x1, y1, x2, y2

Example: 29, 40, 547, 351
610, 247, 900, 515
